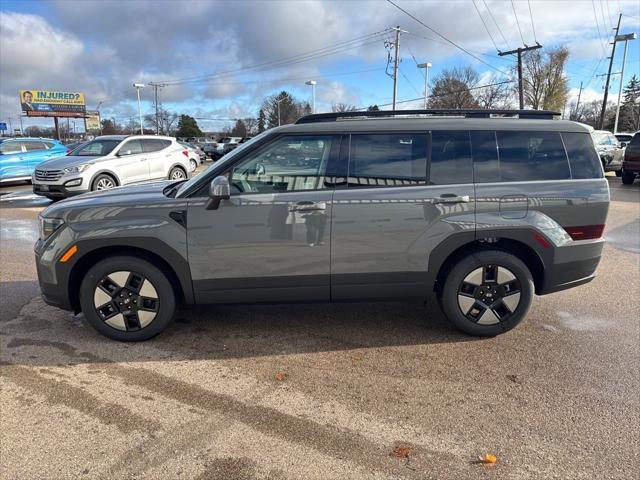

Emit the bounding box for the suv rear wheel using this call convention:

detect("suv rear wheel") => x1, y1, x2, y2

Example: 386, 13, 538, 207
169, 166, 186, 180
79, 256, 176, 341
439, 250, 534, 336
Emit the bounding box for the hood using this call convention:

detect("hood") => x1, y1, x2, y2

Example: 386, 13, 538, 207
38, 155, 101, 170
41, 180, 177, 219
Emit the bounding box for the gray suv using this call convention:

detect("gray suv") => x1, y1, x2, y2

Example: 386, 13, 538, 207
34, 110, 609, 341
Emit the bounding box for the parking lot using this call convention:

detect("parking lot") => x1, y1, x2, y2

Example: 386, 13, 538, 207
0, 175, 638, 479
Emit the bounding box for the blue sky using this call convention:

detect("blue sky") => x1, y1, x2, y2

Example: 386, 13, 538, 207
1, 0, 639, 133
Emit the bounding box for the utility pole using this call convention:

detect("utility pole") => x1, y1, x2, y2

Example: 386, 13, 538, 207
390, 26, 407, 110
599, 14, 622, 129
148, 82, 166, 134
499, 43, 542, 109
613, 32, 637, 133
573, 81, 583, 120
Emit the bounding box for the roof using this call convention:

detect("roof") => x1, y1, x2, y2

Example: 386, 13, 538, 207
0, 137, 62, 142
276, 117, 592, 134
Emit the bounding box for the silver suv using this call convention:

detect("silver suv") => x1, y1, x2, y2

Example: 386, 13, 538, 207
34, 110, 609, 341
32, 135, 191, 199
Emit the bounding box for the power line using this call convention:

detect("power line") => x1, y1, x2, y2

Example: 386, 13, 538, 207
527, 0, 538, 43
511, 0, 526, 45
472, 0, 500, 53
399, 66, 423, 97
386, 0, 506, 73
162, 30, 391, 85
404, 31, 514, 63
483, 0, 510, 49
592, 0, 609, 55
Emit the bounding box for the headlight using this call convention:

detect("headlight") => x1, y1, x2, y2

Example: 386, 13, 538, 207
63, 164, 90, 174
38, 215, 65, 241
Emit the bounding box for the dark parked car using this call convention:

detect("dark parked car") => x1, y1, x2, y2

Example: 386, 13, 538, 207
222, 136, 253, 155
621, 132, 640, 185
34, 109, 609, 341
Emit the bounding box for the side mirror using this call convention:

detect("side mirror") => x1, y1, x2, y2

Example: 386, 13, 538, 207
205, 175, 230, 210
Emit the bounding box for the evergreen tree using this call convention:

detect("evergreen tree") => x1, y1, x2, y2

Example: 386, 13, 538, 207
618, 75, 640, 132
175, 115, 203, 138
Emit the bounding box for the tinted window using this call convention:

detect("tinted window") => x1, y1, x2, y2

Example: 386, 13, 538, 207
561, 132, 604, 179
75, 139, 120, 156
22, 141, 47, 151
349, 134, 427, 186
143, 139, 171, 153
0, 142, 21, 154
629, 134, 640, 146
430, 131, 472, 184
230, 135, 336, 193
42, 142, 56, 149
470, 131, 499, 183
118, 140, 143, 155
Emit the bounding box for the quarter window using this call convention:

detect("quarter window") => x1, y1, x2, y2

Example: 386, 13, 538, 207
22, 141, 46, 151
430, 131, 472, 184
229, 135, 336, 193
562, 132, 603, 179
472, 131, 570, 182
348, 134, 427, 186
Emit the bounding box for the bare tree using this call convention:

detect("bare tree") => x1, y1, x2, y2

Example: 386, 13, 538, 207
429, 66, 480, 108
521, 47, 569, 112
475, 76, 514, 109
144, 107, 179, 135
331, 103, 358, 112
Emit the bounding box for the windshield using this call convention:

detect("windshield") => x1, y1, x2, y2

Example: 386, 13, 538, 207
174, 129, 272, 197
73, 139, 121, 156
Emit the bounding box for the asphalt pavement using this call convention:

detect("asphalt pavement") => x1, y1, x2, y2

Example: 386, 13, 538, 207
1, 174, 638, 479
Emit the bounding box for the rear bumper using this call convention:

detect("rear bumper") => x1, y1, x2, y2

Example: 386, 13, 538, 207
538, 240, 604, 295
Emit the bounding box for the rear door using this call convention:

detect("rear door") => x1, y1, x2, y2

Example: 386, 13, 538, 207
187, 134, 340, 303
0, 141, 27, 179
143, 138, 173, 180
20, 140, 50, 172
112, 139, 149, 184
331, 131, 476, 300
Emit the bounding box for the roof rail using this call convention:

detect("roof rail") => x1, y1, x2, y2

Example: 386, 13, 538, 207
295, 109, 561, 124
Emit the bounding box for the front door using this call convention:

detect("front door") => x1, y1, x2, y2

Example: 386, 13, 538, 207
187, 134, 340, 303
331, 131, 476, 300
113, 139, 150, 184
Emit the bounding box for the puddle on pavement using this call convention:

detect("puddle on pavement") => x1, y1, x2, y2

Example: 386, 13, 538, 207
554, 311, 612, 332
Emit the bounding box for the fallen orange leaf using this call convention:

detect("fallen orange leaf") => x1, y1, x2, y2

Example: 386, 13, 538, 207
275, 372, 286, 381
391, 446, 411, 459
479, 453, 497, 464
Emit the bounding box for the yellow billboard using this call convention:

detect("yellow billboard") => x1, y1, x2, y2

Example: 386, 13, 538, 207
19, 90, 86, 117
85, 110, 101, 131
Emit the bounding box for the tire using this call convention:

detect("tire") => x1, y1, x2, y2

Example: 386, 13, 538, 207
189, 159, 198, 172
615, 169, 622, 177
79, 256, 176, 341
91, 173, 117, 191
168, 166, 187, 181
438, 250, 534, 336
621, 170, 635, 185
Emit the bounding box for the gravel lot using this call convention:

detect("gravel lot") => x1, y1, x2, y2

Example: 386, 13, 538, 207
1, 174, 638, 479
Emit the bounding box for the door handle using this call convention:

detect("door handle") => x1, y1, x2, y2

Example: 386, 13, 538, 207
432, 194, 470, 204
290, 201, 327, 212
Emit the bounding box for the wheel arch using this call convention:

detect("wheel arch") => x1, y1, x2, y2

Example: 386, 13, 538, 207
431, 234, 547, 295
67, 243, 192, 313
167, 163, 188, 179
90, 169, 121, 189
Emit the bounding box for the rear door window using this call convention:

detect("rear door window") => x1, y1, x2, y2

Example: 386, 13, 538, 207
348, 133, 427, 187
561, 132, 604, 179
0, 142, 22, 154
142, 139, 171, 153
430, 131, 472, 184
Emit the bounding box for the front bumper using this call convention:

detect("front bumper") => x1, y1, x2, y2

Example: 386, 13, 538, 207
33, 181, 89, 198
35, 249, 74, 310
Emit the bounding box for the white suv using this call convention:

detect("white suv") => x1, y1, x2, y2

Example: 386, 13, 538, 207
32, 135, 191, 199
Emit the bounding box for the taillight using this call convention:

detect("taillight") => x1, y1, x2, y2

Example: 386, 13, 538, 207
564, 224, 605, 241
182, 150, 189, 157
66, 149, 72, 155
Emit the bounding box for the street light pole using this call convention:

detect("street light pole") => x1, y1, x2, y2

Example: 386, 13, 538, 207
133, 83, 145, 134
417, 62, 432, 109
305, 80, 317, 113
276, 97, 285, 126
613, 33, 637, 134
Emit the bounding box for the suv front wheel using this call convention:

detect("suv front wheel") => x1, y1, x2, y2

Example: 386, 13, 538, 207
439, 250, 534, 336
79, 256, 176, 341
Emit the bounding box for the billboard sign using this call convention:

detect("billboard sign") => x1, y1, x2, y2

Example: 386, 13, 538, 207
85, 110, 101, 131
19, 90, 86, 117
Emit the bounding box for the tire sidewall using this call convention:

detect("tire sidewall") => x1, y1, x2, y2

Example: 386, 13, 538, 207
169, 167, 186, 180
91, 174, 116, 191
79, 256, 176, 341
440, 250, 534, 336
